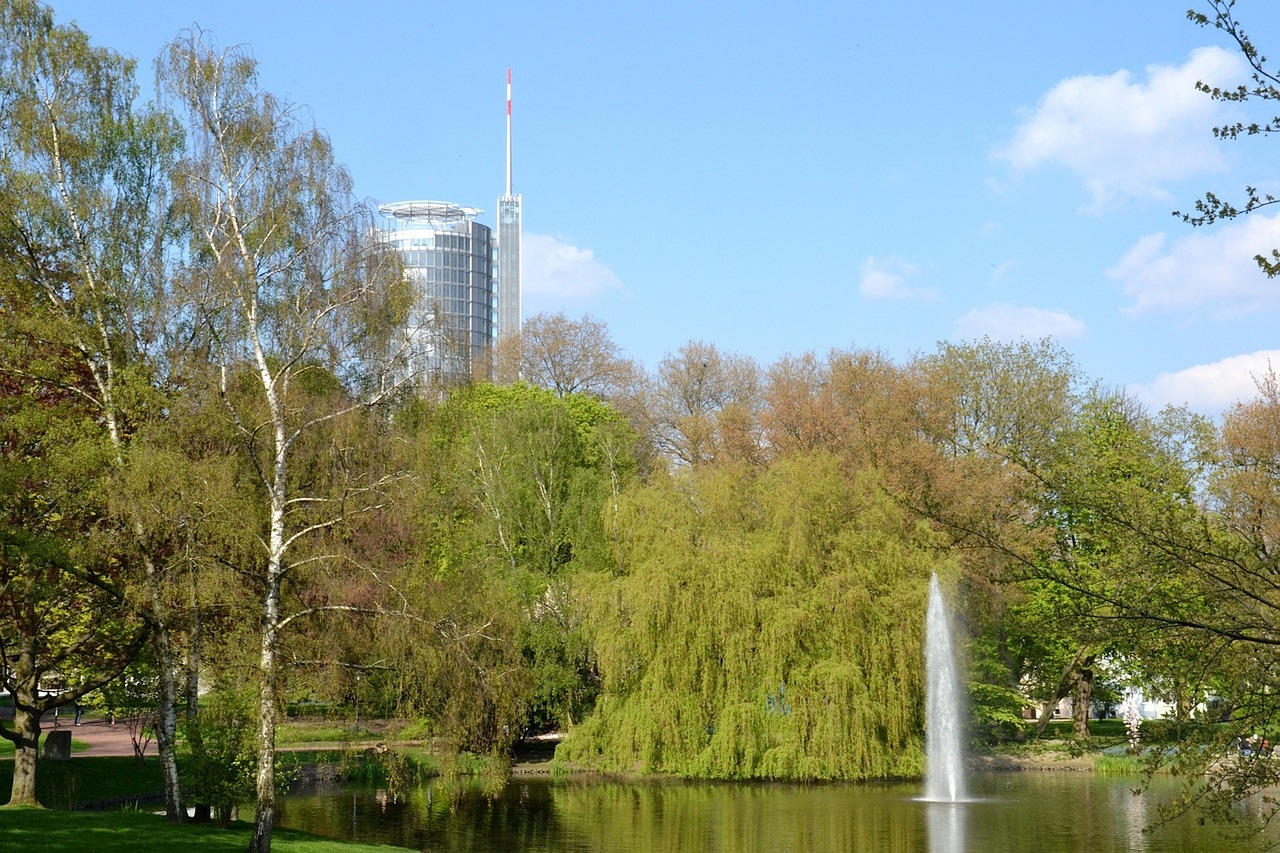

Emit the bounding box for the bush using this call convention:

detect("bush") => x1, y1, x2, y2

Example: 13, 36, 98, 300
179, 690, 258, 826
968, 682, 1030, 745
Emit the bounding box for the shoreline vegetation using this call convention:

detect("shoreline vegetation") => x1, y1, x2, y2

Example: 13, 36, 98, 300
0, 716, 1156, 804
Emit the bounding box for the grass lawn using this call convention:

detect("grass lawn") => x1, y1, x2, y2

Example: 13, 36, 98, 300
0, 808, 410, 852
1039, 718, 1128, 739
0, 756, 164, 808
0, 738, 91, 758
277, 722, 376, 745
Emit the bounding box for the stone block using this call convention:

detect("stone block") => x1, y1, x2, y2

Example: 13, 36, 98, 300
43, 729, 72, 760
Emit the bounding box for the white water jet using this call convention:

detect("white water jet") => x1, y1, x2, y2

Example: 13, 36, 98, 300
925, 572, 965, 802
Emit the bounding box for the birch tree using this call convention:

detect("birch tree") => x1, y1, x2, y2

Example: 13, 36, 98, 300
159, 29, 408, 852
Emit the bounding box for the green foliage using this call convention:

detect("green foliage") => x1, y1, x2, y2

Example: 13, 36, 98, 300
967, 681, 1029, 745
1093, 753, 1144, 775
521, 602, 599, 731
385, 385, 638, 742
179, 690, 258, 825
561, 453, 941, 780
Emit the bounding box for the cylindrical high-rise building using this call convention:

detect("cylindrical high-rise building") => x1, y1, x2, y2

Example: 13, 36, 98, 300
379, 200, 494, 386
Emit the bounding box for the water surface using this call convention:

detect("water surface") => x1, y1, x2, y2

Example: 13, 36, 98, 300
276, 771, 1277, 852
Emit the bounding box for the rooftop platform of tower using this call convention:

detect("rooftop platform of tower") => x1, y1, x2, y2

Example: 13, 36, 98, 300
379, 200, 481, 226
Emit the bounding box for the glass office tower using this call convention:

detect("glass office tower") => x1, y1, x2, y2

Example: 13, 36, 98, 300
379, 200, 494, 386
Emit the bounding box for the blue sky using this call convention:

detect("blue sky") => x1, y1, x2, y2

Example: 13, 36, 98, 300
47, 1, 1280, 414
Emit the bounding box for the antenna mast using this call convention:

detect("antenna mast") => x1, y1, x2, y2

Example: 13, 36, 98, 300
505, 68, 513, 196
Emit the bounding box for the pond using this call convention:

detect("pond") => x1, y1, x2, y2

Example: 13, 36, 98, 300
275, 771, 1279, 852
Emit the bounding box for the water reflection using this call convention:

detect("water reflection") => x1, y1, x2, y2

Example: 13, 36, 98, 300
926, 801, 966, 853
1120, 780, 1149, 852
274, 772, 1278, 853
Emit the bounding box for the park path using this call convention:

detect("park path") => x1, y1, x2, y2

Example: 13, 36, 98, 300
55, 716, 143, 757
3, 709, 563, 769
0, 709, 146, 758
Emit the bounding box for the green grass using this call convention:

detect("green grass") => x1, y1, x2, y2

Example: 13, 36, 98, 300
0, 756, 164, 808
0, 737, 91, 758
1038, 718, 1128, 740
0, 808, 410, 852
1093, 753, 1145, 775
276, 723, 375, 745
276, 717, 441, 746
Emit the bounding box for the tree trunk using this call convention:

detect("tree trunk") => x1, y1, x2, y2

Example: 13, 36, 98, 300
152, 624, 185, 820
6, 705, 42, 807
249, 603, 279, 853
1034, 646, 1092, 738
250, 475, 285, 853
186, 580, 212, 823
1172, 680, 1192, 722
1072, 655, 1096, 740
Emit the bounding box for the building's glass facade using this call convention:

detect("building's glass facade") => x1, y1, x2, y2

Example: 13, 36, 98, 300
379, 201, 494, 386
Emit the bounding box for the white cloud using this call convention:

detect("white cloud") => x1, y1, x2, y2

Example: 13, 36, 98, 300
522, 232, 625, 307
859, 256, 934, 300
1132, 350, 1280, 414
953, 303, 1086, 342
996, 46, 1244, 209
1107, 214, 1280, 316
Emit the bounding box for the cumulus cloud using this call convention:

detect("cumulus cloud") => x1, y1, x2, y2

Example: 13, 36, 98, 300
1107, 214, 1280, 316
859, 256, 934, 300
953, 303, 1086, 342
522, 232, 625, 307
996, 46, 1244, 209
1132, 350, 1280, 414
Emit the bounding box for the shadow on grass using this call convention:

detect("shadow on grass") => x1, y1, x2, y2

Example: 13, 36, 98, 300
0, 808, 408, 852
0, 756, 164, 809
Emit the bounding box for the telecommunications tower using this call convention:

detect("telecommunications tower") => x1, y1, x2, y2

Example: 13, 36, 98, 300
496, 68, 522, 374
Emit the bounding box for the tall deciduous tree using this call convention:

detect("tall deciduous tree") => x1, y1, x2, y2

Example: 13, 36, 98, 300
761, 347, 913, 468
391, 384, 635, 739
0, 0, 185, 811
650, 341, 761, 467
499, 312, 638, 399
159, 29, 408, 852
563, 452, 940, 779
0, 318, 150, 806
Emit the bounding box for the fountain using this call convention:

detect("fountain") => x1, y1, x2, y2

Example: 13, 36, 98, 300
925, 572, 965, 802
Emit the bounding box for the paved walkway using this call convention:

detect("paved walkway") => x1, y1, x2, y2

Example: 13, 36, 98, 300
56, 717, 145, 757
0, 711, 147, 758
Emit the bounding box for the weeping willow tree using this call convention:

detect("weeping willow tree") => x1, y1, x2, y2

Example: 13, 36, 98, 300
562, 450, 946, 780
